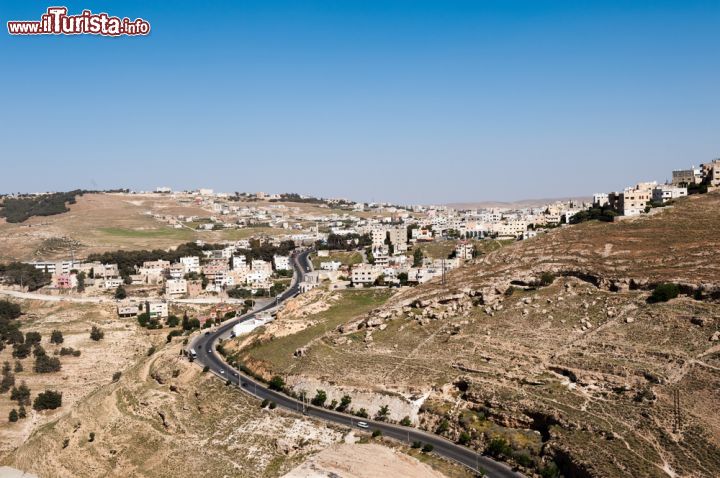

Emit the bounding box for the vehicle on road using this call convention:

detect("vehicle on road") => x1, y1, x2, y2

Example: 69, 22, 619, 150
189, 348, 197, 359
220, 369, 225, 374
356, 421, 369, 429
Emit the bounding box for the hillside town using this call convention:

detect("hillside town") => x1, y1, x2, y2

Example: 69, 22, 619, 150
6, 157, 716, 323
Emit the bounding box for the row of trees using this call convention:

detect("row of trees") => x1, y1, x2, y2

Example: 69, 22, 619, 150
0, 263, 51, 291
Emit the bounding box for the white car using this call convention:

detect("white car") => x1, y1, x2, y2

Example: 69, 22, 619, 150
220, 370, 225, 375
356, 421, 369, 429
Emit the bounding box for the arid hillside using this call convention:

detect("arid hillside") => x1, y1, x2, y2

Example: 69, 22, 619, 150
234, 192, 720, 478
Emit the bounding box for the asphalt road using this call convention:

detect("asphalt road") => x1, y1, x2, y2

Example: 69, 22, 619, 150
189, 250, 524, 478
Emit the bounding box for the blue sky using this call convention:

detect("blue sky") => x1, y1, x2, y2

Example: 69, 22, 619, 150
1, 1, 718, 203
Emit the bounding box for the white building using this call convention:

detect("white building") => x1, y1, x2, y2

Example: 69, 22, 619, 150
652, 185, 687, 203
455, 241, 474, 260
351, 264, 384, 286
165, 278, 188, 297
273, 255, 291, 271
180, 256, 200, 274
144, 301, 168, 319
320, 260, 342, 271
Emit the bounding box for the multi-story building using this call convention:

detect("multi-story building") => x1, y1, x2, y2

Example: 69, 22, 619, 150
672, 168, 702, 186
144, 300, 168, 319
651, 185, 687, 203
165, 278, 188, 297
273, 255, 291, 271
701, 159, 720, 187
617, 182, 656, 216
455, 241, 474, 260
351, 264, 384, 286
180, 256, 200, 274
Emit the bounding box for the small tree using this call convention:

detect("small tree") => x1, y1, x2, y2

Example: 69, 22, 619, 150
372, 429, 382, 438
436, 419, 450, 434
8, 409, 18, 423
375, 404, 390, 421
25, 331, 41, 345
13, 361, 23, 373
413, 248, 424, 267
355, 408, 369, 418
400, 416, 412, 426
112, 371, 122, 382
421, 443, 434, 453
166, 315, 180, 327
337, 395, 352, 412
411, 441, 422, 449
12, 342, 31, 359
114, 285, 127, 300
34, 354, 61, 373
539, 272, 556, 287
18, 405, 26, 419
90, 326, 104, 341
33, 390, 62, 410
10, 381, 31, 405
311, 389, 327, 407
50, 330, 64, 345
76, 271, 86, 292
458, 431, 471, 445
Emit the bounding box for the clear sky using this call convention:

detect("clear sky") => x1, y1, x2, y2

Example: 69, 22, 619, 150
1, 1, 718, 204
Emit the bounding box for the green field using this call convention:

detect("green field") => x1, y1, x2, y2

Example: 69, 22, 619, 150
243, 289, 394, 374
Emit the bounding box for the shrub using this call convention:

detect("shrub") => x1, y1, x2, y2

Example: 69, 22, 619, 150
88, 432, 95, 442
400, 416, 412, 426
337, 395, 352, 412
12, 342, 31, 359
114, 285, 127, 300
112, 371, 122, 382
90, 326, 104, 341
355, 408, 368, 418
539, 272, 556, 286
8, 409, 18, 423
25, 331, 41, 345
375, 404, 390, 421
34, 354, 61, 373
0, 371, 15, 393
33, 390, 63, 410
59, 347, 79, 356
202, 366, 210, 373
487, 437, 512, 457
269, 402, 277, 410
458, 431, 471, 445
411, 441, 422, 449
13, 361, 22, 372
166, 330, 183, 342
436, 419, 450, 434
18, 405, 26, 419
421, 443, 434, 453
166, 315, 180, 327
10, 381, 31, 405
147, 346, 156, 356
268, 375, 285, 391
311, 389, 327, 407
50, 330, 64, 344
372, 429, 382, 438
649, 283, 680, 303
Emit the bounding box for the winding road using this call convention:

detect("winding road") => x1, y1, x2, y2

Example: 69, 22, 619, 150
189, 250, 524, 478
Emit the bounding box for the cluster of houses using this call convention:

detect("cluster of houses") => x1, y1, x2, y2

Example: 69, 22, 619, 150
592, 159, 720, 216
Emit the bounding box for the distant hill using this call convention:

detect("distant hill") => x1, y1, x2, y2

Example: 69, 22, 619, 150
0, 190, 84, 223
446, 196, 592, 210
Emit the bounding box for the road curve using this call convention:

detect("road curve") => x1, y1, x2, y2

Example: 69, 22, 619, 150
189, 250, 524, 478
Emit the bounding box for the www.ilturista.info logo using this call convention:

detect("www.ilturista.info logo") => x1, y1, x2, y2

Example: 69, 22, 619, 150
7, 7, 150, 36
